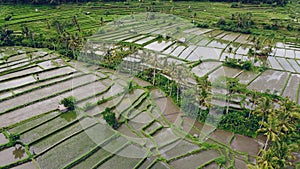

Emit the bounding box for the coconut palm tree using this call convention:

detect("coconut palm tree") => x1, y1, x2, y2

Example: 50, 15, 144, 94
149, 54, 162, 85
253, 96, 274, 128
258, 116, 281, 151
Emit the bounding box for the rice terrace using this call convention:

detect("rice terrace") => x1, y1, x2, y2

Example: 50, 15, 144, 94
0, 0, 299, 169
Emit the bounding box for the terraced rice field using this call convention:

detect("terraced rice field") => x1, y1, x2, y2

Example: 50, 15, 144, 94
0, 46, 272, 169
0, 12, 299, 169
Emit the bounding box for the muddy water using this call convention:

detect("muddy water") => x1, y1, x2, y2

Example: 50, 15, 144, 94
231, 134, 262, 156
153, 97, 183, 125
0, 144, 28, 166
208, 129, 233, 145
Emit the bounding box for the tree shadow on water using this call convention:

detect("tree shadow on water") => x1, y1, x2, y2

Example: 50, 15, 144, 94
13, 145, 25, 159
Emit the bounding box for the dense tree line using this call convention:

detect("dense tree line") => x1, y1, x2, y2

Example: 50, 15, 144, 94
0, 0, 288, 5
0, 0, 121, 5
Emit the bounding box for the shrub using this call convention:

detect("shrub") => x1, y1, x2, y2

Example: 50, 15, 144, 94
217, 17, 226, 26
231, 2, 239, 8
196, 22, 209, 28
241, 60, 253, 71
102, 108, 119, 129
60, 96, 77, 110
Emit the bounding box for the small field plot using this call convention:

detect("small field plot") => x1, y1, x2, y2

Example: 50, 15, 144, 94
31, 117, 97, 154
208, 66, 242, 82
230, 134, 263, 156
0, 76, 36, 91
159, 139, 200, 160
144, 41, 173, 52
276, 58, 295, 72
197, 47, 223, 60
207, 40, 228, 49
295, 50, 300, 59
20, 111, 77, 144
0, 74, 98, 113
234, 34, 250, 44
192, 61, 222, 78
285, 49, 295, 59
97, 144, 146, 169
72, 136, 128, 169
235, 45, 250, 55
124, 35, 145, 43
221, 33, 240, 42
150, 161, 171, 169
248, 70, 290, 94
267, 57, 283, 70
169, 149, 220, 169
8, 111, 59, 134
37, 66, 76, 80
236, 71, 259, 84
0, 144, 28, 167
287, 59, 300, 72
128, 111, 154, 131
115, 89, 145, 114
170, 46, 186, 57
0, 66, 42, 81
178, 45, 197, 59
11, 161, 36, 169
0, 133, 8, 145
163, 44, 178, 55
153, 128, 180, 147
36, 123, 114, 169
207, 129, 233, 145
282, 74, 300, 101
135, 36, 156, 45
274, 48, 285, 57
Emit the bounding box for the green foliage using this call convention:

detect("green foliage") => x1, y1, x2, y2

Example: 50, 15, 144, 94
102, 108, 119, 129
224, 57, 254, 71
196, 22, 209, 28
230, 2, 239, 8
83, 102, 94, 111
251, 98, 300, 168
60, 96, 77, 110
8, 133, 20, 146
215, 155, 227, 165
219, 110, 260, 137
124, 80, 134, 94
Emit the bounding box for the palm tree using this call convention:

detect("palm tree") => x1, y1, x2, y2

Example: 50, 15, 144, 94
258, 116, 280, 151
253, 96, 274, 128
248, 90, 259, 118
149, 54, 162, 85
